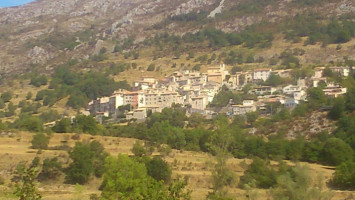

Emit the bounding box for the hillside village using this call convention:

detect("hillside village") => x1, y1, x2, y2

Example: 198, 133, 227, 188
88, 64, 352, 122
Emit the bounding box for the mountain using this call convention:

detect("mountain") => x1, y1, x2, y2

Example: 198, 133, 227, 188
0, 0, 354, 77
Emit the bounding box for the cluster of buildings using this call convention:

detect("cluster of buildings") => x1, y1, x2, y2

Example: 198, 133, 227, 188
88, 63, 352, 121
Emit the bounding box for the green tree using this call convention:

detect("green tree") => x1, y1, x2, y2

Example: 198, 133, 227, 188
131, 141, 147, 157
167, 178, 191, 200
146, 156, 171, 183
66, 142, 94, 184
26, 92, 33, 100
1, 91, 12, 102
30, 75, 48, 87
307, 87, 327, 109
328, 97, 345, 120
38, 157, 62, 181
15, 115, 43, 132
271, 164, 332, 200
14, 158, 42, 200
147, 64, 156, 71
320, 138, 353, 166
239, 157, 277, 189
264, 74, 284, 87
89, 141, 108, 177
31, 133, 49, 150
72, 115, 100, 135
331, 161, 355, 190
101, 154, 166, 200
0, 99, 4, 109
52, 118, 71, 133
246, 111, 259, 126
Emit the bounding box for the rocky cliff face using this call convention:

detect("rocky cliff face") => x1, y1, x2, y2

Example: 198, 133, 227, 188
0, 0, 353, 76
0, 0, 218, 75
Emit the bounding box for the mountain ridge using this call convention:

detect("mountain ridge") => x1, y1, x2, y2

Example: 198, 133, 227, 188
0, 0, 354, 77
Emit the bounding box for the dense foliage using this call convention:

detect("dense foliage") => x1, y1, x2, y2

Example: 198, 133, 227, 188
65, 141, 108, 184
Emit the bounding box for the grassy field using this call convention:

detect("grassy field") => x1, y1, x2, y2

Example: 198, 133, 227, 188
0, 131, 354, 200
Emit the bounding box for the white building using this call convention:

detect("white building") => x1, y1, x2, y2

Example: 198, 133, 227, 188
253, 68, 271, 81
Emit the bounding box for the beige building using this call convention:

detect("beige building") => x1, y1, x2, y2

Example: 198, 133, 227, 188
207, 63, 229, 84
190, 96, 209, 110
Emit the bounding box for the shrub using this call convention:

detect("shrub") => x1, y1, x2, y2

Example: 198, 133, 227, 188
320, 138, 353, 166
1, 91, 12, 102
131, 141, 147, 157
331, 161, 355, 190
146, 156, 171, 183
15, 115, 43, 132
38, 157, 62, 181
30, 75, 48, 87
31, 133, 49, 150
147, 64, 156, 71
52, 118, 71, 133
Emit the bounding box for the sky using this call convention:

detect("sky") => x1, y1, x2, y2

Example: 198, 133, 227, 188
0, 0, 36, 8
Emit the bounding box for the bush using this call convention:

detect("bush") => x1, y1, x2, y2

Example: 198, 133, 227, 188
147, 64, 156, 71
320, 138, 353, 166
1, 91, 12, 102
331, 161, 355, 190
239, 157, 277, 189
65, 141, 108, 184
131, 141, 147, 157
146, 156, 171, 183
15, 115, 43, 132
65, 142, 94, 184
30, 75, 48, 87
31, 133, 49, 150
38, 157, 62, 181
52, 118, 71, 133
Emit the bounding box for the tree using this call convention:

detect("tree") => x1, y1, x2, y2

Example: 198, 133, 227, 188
264, 74, 284, 87
67, 92, 88, 109
30, 75, 48, 87
0, 99, 4, 109
72, 115, 99, 135
207, 152, 235, 200
15, 115, 43, 132
239, 157, 277, 189
131, 141, 147, 157
14, 158, 42, 200
90, 140, 109, 177
167, 178, 191, 200
52, 118, 71, 133
101, 154, 166, 200
26, 92, 33, 100
328, 97, 345, 120
246, 111, 258, 126
331, 161, 355, 190
322, 67, 334, 78
320, 138, 353, 166
146, 156, 171, 183
38, 157, 62, 181
66, 141, 108, 184
147, 64, 156, 71
1, 91, 12, 102
307, 87, 327, 109
271, 164, 332, 200
66, 142, 94, 184
31, 133, 49, 150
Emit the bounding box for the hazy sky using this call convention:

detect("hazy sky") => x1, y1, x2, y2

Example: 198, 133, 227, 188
0, 0, 36, 8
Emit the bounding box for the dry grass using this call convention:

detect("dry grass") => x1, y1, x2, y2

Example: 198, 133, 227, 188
0, 132, 354, 200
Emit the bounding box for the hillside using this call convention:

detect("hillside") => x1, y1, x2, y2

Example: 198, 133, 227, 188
0, 0, 354, 77
0, 131, 353, 200
0, 1, 355, 200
